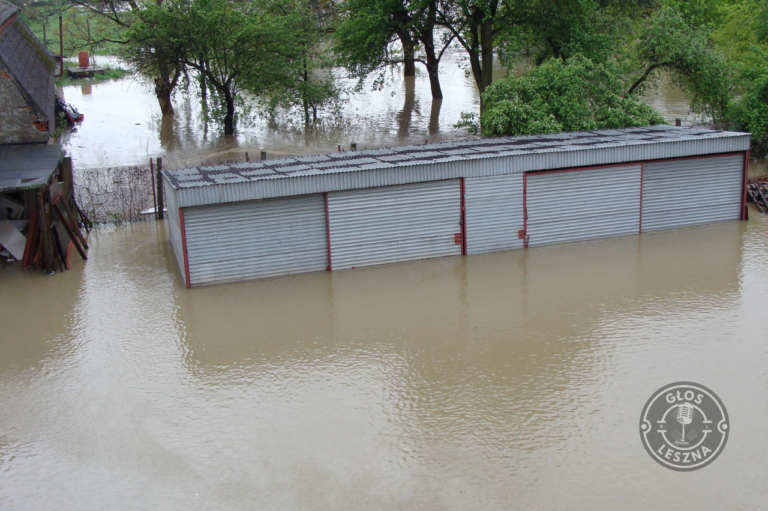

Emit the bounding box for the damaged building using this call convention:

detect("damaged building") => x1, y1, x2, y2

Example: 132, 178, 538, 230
0, 0, 88, 272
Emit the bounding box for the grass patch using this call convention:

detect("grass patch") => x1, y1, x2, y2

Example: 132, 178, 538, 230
56, 66, 133, 86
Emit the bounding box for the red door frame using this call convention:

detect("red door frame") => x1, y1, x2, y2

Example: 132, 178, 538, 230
742, 150, 750, 220
460, 178, 467, 255
325, 192, 333, 271
520, 151, 748, 242
179, 207, 192, 289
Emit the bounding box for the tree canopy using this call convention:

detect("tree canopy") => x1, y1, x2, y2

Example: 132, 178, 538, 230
469, 55, 665, 137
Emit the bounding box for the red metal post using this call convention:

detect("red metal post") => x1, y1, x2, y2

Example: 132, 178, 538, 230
742, 150, 750, 220
325, 192, 333, 271
459, 178, 467, 255
523, 172, 528, 248
178, 207, 191, 288
639, 163, 644, 233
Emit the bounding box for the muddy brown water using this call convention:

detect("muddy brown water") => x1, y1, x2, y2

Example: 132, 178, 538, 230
2, 215, 768, 509
1, 53, 767, 509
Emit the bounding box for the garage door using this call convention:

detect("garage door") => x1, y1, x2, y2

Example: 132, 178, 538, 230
526, 165, 642, 247
641, 155, 743, 231
327, 180, 462, 270
465, 173, 524, 254
182, 194, 328, 286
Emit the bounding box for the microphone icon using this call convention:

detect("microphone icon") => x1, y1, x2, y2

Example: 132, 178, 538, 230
675, 403, 694, 445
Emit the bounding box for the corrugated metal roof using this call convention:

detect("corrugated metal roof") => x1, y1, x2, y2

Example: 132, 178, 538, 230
0, 144, 61, 191
0, 2, 56, 132
164, 126, 751, 208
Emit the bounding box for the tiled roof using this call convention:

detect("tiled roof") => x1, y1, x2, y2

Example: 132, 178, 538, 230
164, 125, 748, 190
0, 0, 55, 133
0, 0, 17, 26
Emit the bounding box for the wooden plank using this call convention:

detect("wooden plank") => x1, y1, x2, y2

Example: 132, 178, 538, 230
53, 203, 87, 260
57, 196, 88, 249
21, 200, 39, 269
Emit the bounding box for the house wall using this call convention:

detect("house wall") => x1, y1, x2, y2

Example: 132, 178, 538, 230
0, 61, 49, 144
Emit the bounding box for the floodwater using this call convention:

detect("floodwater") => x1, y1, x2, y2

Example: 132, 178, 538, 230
2, 215, 768, 509
56, 52, 709, 170
58, 51, 506, 169
2, 51, 767, 510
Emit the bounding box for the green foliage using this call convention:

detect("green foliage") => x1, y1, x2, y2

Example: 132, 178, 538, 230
335, 0, 408, 81
267, 0, 345, 124
128, 0, 300, 134
498, 0, 637, 66
628, 6, 730, 123
469, 55, 665, 137
661, 0, 724, 27
712, 0, 768, 82
55, 66, 131, 86
729, 72, 768, 156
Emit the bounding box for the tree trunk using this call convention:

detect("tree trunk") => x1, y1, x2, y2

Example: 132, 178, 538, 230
479, 18, 494, 96
153, 46, 179, 116
398, 31, 416, 77
303, 98, 310, 125
420, 5, 443, 99
223, 88, 235, 135
155, 79, 174, 116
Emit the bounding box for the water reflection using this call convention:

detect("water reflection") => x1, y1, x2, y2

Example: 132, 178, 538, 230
57, 52, 767, 176
1, 215, 767, 508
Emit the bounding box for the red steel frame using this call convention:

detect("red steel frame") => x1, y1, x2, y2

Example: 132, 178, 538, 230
178, 207, 192, 289
325, 192, 333, 271
459, 178, 467, 255
639, 163, 644, 233
742, 150, 750, 220
518, 151, 748, 244
522, 173, 528, 248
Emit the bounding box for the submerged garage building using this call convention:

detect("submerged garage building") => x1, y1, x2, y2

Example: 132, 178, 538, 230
162, 126, 751, 288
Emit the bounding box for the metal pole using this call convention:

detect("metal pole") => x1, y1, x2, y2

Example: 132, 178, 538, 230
156, 157, 164, 220
150, 158, 158, 220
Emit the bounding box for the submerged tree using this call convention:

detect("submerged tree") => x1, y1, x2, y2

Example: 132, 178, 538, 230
64, 0, 185, 116
267, 0, 344, 124
335, 0, 453, 98
626, 6, 730, 123
335, 0, 419, 81
130, 0, 299, 135
435, 0, 515, 108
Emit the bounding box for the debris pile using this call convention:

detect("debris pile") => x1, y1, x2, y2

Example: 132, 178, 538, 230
747, 177, 768, 214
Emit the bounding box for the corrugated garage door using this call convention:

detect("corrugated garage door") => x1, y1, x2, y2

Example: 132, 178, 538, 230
642, 155, 743, 231
328, 180, 462, 270
182, 194, 328, 286
465, 173, 524, 254
526, 165, 642, 247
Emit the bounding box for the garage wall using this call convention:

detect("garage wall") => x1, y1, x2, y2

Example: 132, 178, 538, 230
464, 173, 524, 255
526, 165, 642, 247
327, 180, 462, 270
163, 177, 186, 285
641, 154, 744, 231
182, 194, 328, 286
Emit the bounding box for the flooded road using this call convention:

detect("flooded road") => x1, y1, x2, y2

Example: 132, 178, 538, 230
1, 213, 768, 509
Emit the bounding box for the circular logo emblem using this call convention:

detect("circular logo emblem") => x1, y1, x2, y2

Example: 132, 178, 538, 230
640, 382, 729, 471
